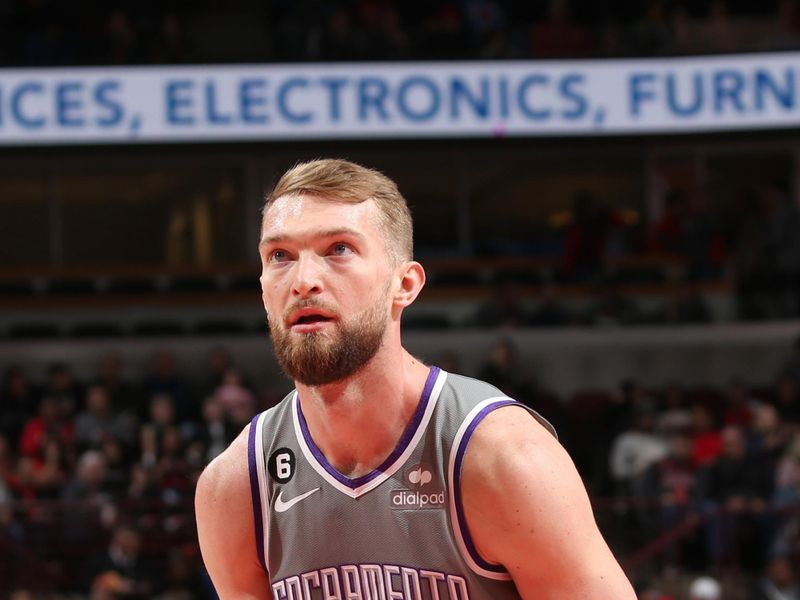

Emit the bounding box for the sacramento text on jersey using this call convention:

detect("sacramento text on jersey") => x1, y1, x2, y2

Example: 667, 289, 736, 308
271, 563, 471, 600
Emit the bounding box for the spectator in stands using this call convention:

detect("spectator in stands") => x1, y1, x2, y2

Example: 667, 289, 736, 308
155, 425, 192, 499
43, 363, 83, 421
85, 524, 159, 598
609, 401, 669, 500
140, 393, 177, 468
774, 373, 800, 424
560, 190, 633, 282
764, 181, 800, 318
640, 431, 699, 565
74, 385, 136, 452
690, 403, 723, 466
0, 367, 37, 446
317, 6, 365, 61
159, 546, 206, 599
200, 347, 233, 397
0, 434, 12, 487
473, 281, 530, 327
104, 9, 139, 64
669, 5, 699, 55
750, 404, 791, 466
530, 0, 593, 58
656, 382, 692, 433
148, 13, 193, 64
733, 188, 773, 320
0, 497, 28, 597
699, 426, 775, 569
62, 450, 115, 545
651, 190, 691, 254
196, 395, 234, 463
682, 191, 726, 281
18, 397, 74, 462
95, 352, 139, 414
420, 2, 471, 59
213, 368, 256, 428
766, 0, 800, 50
143, 350, 194, 422
749, 554, 799, 600
773, 434, 800, 556
702, 0, 735, 53
62, 450, 112, 505
477, 338, 534, 401
631, 0, 672, 55
723, 378, 757, 428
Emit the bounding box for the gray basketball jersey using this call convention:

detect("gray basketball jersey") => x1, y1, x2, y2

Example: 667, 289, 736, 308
248, 367, 555, 600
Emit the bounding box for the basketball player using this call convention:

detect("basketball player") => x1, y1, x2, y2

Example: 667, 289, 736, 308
195, 159, 636, 599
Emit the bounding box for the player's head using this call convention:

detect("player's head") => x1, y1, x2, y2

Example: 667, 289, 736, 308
263, 158, 413, 265
260, 159, 423, 387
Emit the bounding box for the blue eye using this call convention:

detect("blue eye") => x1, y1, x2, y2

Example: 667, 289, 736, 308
331, 243, 352, 256
270, 250, 288, 262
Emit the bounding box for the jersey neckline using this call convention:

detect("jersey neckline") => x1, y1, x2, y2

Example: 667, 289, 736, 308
292, 365, 446, 499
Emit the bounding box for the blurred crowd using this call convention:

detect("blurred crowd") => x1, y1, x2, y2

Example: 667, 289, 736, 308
467, 180, 800, 327
1, 340, 799, 598
0, 348, 269, 598
456, 338, 800, 599
1, 0, 800, 67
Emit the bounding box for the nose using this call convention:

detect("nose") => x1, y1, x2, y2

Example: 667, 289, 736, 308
291, 253, 323, 298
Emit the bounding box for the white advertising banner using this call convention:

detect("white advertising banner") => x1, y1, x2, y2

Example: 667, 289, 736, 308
1, 53, 800, 145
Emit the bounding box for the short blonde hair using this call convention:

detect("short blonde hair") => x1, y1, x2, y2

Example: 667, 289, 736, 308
263, 159, 413, 262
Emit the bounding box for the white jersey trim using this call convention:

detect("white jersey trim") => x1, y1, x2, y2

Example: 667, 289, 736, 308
448, 397, 515, 581
292, 368, 448, 499
253, 411, 271, 570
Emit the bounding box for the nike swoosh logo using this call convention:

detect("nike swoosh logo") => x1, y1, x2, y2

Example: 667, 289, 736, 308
274, 487, 320, 513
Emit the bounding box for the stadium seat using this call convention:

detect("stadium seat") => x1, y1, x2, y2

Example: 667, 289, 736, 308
169, 276, 220, 293
47, 278, 97, 295
7, 322, 62, 339
131, 320, 186, 336
107, 278, 158, 295
193, 319, 248, 335
0, 279, 35, 296
70, 322, 125, 338
228, 274, 261, 293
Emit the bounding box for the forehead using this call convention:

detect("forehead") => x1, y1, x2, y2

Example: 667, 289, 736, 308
261, 194, 381, 240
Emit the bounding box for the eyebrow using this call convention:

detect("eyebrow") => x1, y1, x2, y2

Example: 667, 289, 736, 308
259, 227, 366, 248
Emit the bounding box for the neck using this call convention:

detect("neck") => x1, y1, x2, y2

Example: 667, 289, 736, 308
296, 344, 431, 478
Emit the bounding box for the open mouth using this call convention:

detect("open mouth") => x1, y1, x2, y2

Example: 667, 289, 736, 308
288, 308, 336, 328
294, 314, 332, 325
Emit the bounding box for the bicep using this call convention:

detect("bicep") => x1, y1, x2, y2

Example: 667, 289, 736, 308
195, 430, 273, 600
462, 406, 635, 600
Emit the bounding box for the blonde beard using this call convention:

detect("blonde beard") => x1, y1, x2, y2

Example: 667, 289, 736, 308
269, 285, 391, 386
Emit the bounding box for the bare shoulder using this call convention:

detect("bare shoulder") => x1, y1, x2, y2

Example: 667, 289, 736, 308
196, 424, 251, 506
460, 404, 635, 599
196, 424, 273, 599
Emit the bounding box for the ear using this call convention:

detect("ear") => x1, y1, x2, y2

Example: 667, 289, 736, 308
392, 261, 426, 312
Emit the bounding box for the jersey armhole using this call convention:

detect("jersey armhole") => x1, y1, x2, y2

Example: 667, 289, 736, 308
447, 398, 557, 581
247, 411, 270, 572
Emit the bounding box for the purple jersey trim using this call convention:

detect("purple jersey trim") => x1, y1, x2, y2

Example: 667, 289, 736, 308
453, 400, 517, 574
247, 413, 267, 572
296, 366, 440, 489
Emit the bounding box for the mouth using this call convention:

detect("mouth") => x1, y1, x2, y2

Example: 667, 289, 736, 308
288, 308, 336, 331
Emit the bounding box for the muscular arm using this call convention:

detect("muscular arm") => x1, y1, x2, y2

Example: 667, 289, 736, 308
462, 405, 635, 600
195, 425, 273, 600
